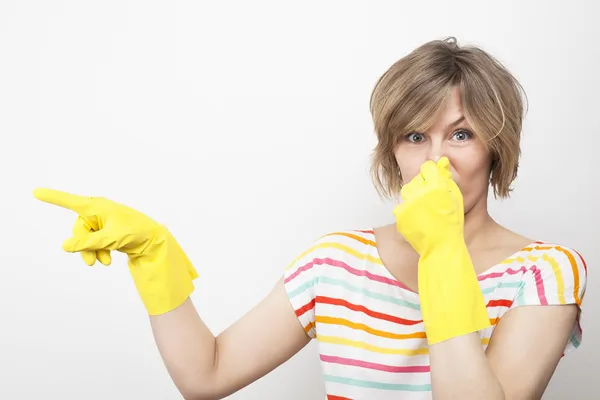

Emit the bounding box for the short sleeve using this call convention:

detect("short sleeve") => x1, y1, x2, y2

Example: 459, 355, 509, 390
282, 241, 321, 339
510, 244, 588, 354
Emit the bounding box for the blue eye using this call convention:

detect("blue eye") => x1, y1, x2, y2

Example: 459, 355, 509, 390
452, 129, 472, 141
406, 133, 425, 143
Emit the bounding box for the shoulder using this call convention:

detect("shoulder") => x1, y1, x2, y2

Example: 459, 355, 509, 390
290, 228, 377, 261
513, 241, 588, 307
283, 228, 379, 277
523, 242, 587, 281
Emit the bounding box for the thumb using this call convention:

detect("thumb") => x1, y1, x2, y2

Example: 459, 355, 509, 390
63, 231, 118, 253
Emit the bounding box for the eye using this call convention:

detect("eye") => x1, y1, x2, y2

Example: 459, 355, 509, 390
451, 129, 472, 142
405, 132, 425, 143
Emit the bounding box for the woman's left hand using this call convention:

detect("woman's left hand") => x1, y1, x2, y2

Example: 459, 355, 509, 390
393, 157, 490, 345
393, 156, 465, 256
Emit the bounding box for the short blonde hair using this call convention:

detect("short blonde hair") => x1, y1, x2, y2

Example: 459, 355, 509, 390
369, 37, 527, 199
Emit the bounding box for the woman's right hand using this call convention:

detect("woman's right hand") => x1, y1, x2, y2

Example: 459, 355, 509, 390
33, 188, 198, 315
34, 188, 311, 399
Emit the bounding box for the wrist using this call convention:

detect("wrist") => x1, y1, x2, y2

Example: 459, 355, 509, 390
420, 233, 467, 259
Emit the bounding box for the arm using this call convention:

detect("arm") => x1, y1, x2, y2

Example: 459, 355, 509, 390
150, 277, 311, 400
428, 304, 577, 400
429, 333, 504, 399
429, 244, 587, 399
391, 161, 587, 399
32, 189, 313, 399
486, 304, 578, 399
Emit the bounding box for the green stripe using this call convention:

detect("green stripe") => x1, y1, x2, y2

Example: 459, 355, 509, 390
290, 279, 524, 310
289, 277, 421, 310
481, 281, 523, 295
287, 280, 316, 299
569, 333, 581, 348
319, 277, 421, 310
324, 374, 431, 391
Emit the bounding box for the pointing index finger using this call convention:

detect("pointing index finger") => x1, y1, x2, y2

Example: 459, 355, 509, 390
33, 188, 91, 213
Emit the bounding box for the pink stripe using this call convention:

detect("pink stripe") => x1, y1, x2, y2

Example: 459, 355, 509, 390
321, 257, 412, 290
478, 264, 547, 305
531, 265, 548, 305
478, 266, 528, 282
284, 262, 313, 284
320, 354, 429, 373
285, 257, 412, 291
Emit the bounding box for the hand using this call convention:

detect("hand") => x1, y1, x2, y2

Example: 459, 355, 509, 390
34, 188, 199, 315
391, 158, 489, 344
393, 157, 464, 255
34, 188, 160, 265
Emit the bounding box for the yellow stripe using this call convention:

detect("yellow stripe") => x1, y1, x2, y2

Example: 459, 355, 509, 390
499, 256, 525, 264
286, 242, 382, 270
317, 334, 489, 354
317, 335, 429, 355
543, 253, 566, 304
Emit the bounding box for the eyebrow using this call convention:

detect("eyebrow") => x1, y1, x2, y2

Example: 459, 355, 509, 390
448, 115, 466, 128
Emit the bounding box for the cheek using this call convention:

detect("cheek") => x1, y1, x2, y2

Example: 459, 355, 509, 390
451, 148, 492, 194
394, 148, 427, 183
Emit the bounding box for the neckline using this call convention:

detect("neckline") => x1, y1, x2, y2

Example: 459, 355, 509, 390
367, 228, 542, 296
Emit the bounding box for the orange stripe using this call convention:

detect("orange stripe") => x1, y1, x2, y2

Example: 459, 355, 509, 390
317, 296, 422, 325
315, 316, 426, 340
321, 231, 376, 247
328, 396, 352, 400
303, 321, 315, 333
555, 246, 582, 306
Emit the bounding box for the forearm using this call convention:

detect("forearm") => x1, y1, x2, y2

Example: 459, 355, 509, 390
429, 333, 504, 399
420, 242, 501, 398
150, 297, 219, 399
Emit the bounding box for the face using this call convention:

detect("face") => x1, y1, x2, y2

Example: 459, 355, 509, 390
394, 87, 492, 213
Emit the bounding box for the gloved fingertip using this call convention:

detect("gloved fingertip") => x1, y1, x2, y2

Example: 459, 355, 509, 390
97, 250, 112, 266
62, 237, 79, 253
81, 251, 96, 266
437, 156, 450, 170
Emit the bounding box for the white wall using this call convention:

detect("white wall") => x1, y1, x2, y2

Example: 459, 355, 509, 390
1, 1, 598, 398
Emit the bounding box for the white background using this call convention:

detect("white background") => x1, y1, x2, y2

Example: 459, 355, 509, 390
1, 1, 599, 399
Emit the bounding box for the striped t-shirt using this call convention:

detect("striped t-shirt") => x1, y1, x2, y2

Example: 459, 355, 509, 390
283, 229, 587, 399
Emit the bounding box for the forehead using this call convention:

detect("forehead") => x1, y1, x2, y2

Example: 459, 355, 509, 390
427, 87, 467, 129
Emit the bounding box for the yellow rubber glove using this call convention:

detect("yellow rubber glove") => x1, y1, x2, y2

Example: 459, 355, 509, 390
34, 188, 199, 315
393, 157, 490, 345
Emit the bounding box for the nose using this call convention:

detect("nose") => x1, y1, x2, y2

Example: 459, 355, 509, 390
426, 138, 446, 163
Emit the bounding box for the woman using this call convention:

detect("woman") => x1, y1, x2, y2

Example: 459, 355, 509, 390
34, 37, 587, 399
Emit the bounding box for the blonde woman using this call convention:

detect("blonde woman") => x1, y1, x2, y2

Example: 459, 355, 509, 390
35, 37, 587, 399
